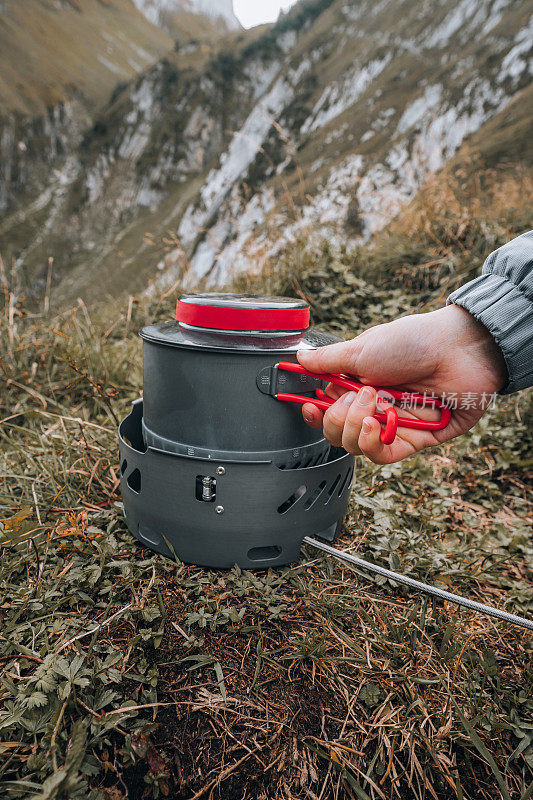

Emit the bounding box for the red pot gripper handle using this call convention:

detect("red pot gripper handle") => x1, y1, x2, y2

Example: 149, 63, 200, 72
275, 361, 452, 445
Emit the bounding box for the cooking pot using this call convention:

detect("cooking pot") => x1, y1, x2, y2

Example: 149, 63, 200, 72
119, 293, 355, 568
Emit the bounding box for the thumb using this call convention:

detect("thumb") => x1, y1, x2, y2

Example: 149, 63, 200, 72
298, 315, 437, 388
297, 340, 361, 376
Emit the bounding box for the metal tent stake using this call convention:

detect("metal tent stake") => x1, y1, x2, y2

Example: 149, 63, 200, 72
304, 537, 533, 632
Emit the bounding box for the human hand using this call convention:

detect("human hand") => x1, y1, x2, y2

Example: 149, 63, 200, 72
298, 305, 508, 464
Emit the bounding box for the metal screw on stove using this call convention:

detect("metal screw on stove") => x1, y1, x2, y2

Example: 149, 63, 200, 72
216, 466, 225, 475
201, 476, 216, 502
215, 505, 224, 515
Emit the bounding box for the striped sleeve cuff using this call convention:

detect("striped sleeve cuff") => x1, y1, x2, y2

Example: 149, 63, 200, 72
448, 273, 533, 394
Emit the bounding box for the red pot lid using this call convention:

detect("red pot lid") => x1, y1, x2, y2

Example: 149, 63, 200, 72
176, 293, 310, 332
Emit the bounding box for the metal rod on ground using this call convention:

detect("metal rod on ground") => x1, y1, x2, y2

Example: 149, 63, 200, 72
304, 536, 533, 632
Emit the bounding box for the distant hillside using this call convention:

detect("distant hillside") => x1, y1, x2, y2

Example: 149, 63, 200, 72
0, 0, 172, 116
132, 0, 241, 35
1, 0, 532, 303
0, 0, 175, 218
0, 0, 239, 222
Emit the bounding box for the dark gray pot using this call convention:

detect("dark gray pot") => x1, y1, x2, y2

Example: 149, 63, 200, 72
119, 294, 355, 568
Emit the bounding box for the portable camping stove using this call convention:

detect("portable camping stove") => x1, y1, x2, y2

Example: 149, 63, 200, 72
118, 293, 450, 569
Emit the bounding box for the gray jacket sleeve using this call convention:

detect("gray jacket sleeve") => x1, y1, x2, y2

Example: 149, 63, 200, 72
447, 230, 533, 394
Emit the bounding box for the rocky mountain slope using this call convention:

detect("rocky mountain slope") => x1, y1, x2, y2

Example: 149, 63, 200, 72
0, 0, 174, 212
0, 0, 231, 224
132, 0, 240, 33
2, 0, 532, 303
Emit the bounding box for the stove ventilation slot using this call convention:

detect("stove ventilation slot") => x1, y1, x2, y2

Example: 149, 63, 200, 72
277, 485, 307, 514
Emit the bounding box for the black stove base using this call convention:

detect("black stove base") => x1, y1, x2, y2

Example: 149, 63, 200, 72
119, 399, 355, 569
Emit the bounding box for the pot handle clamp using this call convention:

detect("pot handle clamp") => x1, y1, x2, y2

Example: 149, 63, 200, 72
275, 361, 452, 445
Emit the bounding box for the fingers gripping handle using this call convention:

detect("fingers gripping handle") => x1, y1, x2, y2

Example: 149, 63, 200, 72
275, 361, 452, 445
277, 389, 400, 444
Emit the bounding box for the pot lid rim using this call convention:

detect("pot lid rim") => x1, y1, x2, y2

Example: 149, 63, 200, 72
139, 321, 339, 353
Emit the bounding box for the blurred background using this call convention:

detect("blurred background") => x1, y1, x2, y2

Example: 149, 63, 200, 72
0, 0, 531, 308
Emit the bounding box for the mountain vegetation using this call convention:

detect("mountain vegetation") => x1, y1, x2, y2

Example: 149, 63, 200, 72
1, 0, 532, 306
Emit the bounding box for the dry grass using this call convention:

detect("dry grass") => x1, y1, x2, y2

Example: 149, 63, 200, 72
234, 166, 533, 313
0, 171, 532, 799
